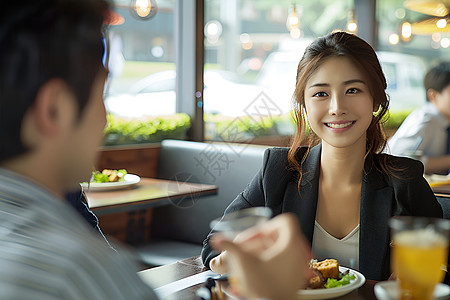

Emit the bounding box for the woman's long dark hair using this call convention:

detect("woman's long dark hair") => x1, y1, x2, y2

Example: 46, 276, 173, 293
288, 32, 391, 185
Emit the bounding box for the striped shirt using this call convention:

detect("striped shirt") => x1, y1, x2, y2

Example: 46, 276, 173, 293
0, 168, 158, 300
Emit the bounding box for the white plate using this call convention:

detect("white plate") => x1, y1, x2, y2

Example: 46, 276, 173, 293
374, 280, 450, 300
297, 266, 366, 300
80, 174, 141, 192
222, 266, 365, 300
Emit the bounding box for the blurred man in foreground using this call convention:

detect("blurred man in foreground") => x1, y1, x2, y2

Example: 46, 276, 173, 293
0, 1, 310, 299
0, 0, 157, 298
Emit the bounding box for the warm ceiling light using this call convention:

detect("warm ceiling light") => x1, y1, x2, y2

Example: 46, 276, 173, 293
389, 33, 399, 45
204, 20, 223, 44
432, 32, 441, 42
401, 22, 412, 39
130, 0, 157, 20
437, 18, 447, 29
239, 33, 251, 44
136, 0, 151, 18
395, 8, 406, 19
347, 21, 358, 33
286, 5, 300, 32
400, 21, 412, 43
346, 9, 358, 34
410, 17, 450, 35
242, 41, 253, 50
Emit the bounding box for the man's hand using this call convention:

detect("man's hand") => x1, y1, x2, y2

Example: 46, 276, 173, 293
211, 213, 310, 300
209, 250, 229, 275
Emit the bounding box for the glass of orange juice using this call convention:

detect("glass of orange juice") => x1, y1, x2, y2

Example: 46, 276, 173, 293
389, 216, 450, 300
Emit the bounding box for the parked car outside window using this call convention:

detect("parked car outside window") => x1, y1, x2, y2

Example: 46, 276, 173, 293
104, 69, 262, 118
105, 45, 426, 119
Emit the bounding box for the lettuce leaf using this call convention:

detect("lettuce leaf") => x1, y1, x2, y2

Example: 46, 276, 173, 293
91, 169, 127, 183
324, 274, 356, 289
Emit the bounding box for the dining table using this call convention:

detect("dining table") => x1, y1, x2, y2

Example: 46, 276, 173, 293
85, 177, 218, 216
432, 185, 450, 198
427, 174, 450, 198
138, 256, 378, 300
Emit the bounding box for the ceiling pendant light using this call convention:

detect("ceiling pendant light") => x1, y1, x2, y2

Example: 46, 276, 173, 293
130, 0, 158, 20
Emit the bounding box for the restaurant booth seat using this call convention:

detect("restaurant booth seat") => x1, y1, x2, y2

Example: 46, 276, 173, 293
436, 196, 450, 219
134, 140, 450, 268
135, 139, 268, 267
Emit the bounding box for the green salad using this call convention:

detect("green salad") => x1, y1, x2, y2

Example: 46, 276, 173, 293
324, 273, 356, 289
91, 169, 128, 183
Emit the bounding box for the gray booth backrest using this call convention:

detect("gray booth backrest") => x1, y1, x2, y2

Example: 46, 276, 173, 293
437, 196, 450, 220
152, 139, 268, 244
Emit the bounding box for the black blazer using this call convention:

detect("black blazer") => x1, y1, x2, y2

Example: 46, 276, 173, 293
201, 144, 443, 281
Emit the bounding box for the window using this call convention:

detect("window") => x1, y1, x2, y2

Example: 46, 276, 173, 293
104, 1, 431, 145
104, 0, 191, 146
377, 0, 450, 111
204, 0, 353, 142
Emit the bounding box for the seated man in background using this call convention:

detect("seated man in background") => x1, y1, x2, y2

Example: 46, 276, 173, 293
387, 62, 450, 174
0, 1, 307, 299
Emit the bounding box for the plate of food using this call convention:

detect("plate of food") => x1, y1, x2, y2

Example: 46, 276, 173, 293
80, 169, 140, 192
222, 259, 365, 300
299, 259, 365, 299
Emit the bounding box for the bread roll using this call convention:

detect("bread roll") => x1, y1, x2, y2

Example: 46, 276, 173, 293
311, 259, 339, 279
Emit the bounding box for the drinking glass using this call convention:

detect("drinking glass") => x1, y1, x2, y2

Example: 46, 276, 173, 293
210, 207, 273, 239
389, 216, 450, 300
210, 207, 273, 296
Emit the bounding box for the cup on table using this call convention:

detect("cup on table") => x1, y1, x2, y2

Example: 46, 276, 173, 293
210, 207, 273, 239
389, 216, 450, 300
210, 207, 273, 296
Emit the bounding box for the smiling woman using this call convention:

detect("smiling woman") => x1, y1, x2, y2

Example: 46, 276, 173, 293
201, 31, 444, 282
304, 57, 375, 151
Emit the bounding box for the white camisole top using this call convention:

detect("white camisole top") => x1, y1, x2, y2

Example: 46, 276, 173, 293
312, 221, 360, 270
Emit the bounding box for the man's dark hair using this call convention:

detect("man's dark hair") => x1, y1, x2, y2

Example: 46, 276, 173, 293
424, 62, 450, 101
0, 0, 108, 162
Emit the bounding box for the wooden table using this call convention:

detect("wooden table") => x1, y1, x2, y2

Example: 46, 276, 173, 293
433, 185, 450, 198
85, 178, 218, 215
139, 256, 378, 300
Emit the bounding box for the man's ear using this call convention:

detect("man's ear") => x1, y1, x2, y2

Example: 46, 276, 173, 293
427, 88, 438, 104
32, 78, 73, 136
